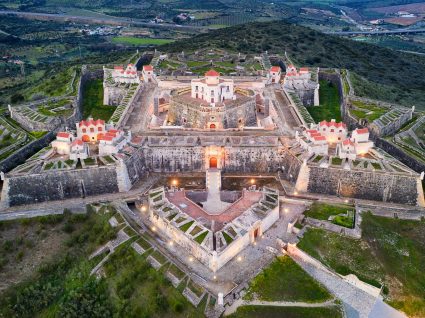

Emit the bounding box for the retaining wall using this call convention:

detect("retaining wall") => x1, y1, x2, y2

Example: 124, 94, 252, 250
307, 166, 419, 205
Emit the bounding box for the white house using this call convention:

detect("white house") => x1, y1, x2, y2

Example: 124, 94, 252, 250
296, 129, 328, 155
191, 70, 235, 106
337, 139, 356, 160
76, 118, 105, 142
351, 128, 374, 155
142, 65, 155, 83
269, 66, 281, 84
51, 132, 73, 155
112, 63, 140, 84
98, 129, 131, 156
69, 139, 88, 160
317, 120, 348, 144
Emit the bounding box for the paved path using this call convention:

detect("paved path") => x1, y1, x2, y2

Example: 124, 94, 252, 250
225, 298, 336, 316
288, 251, 406, 318
203, 169, 231, 214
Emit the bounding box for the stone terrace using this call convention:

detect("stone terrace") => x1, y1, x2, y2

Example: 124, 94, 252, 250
166, 190, 263, 230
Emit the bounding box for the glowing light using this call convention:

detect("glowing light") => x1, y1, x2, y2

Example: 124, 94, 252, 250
189, 257, 194, 262
293, 191, 298, 195
250, 178, 255, 184
141, 206, 147, 212
213, 275, 217, 280
169, 241, 174, 246
172, 179, 178, 186
237, 256, 242, 262
284, 208, 289, 213
344, 199, 349, 203
253, 242, 257, 246
151, 226, 156, 232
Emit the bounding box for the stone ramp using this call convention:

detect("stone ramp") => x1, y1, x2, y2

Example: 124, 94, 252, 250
288, 247, 405, 318
203, 169, 232, 214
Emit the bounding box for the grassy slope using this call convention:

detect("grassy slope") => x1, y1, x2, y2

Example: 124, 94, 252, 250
308, 80, 341, 122
244, 256, 332, 302
82, 79, 116, 121
161, 20, 425, 109
297, 212, 425, 317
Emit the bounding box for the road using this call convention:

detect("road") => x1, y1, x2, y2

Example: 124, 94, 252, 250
0, 10, 206, 31
327, 28, 425, 36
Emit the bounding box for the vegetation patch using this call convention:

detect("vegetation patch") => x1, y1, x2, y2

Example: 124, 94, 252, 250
194, 231, 208, 244
228, 305, 342, 318
298, 213, 425, 317
222, 231, 234, 244
112, 37, 174, 46
304, 202, 355, 228
307, 80, 341, 122
179, 221, 194, 233
244, 256, 331, 302
82, 79, 116, 121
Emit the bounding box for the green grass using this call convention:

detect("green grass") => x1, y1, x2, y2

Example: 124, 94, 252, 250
244, 256, 332, 302
112, 37, 174, 46
82, 79, 116, 121
222, 231, 234, 244
0, 207, 119, 317
307, 80, 341, 122
168, 264, 185, 280
194, 231, 208, 244
331, 157, 343, 165
150, 250, 168, 265
179, 221, 194, 233
228, 305, 342, 318
304, 202, 355, 228
298, 213, 425, 317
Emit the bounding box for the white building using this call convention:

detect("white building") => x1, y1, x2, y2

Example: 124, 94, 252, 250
191, 70, 235, 106
76, 118, 106, 142
269, 66, 281, 84
51, 132, 88, 160
296, 129, 328, 155
112, 63, 140, 84
51, 132, 73, 155
336, 128, 374, 159
284, 65, 319, 106
317, 120, 348, 144
98, 129, 131, 156
142, 65, 155, 83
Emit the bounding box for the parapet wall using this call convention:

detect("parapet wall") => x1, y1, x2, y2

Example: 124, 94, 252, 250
3, 166, 119, 207
307, 166, 419, 205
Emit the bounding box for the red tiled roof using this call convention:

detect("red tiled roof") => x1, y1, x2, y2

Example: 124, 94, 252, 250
72, 139, 83, 146
143, 65, 153, 71
99, 135, 114, 141
355, 128, 369, 134
343, 139, 354, 146
306, 129, 318, 133
57, 132, 71, 138
319, 120, 346, 129
114, 66, 123, 70
205, 69, 219, 77
300, 67, 309, 72
79, 119, 105, 127
270, 66, 280, 72
313, 136, 326, 141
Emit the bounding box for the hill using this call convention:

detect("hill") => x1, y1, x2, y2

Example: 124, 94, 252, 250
161, 21, 425, 110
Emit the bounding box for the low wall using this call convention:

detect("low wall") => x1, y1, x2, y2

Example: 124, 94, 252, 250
374, 138, 425, 174
3, 166, 119, 207
307, 166, 419, 205
0, 131, 55, 173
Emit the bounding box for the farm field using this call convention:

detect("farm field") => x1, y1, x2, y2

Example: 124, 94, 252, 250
111, 37, 175, 46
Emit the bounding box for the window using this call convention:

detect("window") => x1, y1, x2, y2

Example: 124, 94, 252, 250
195, 85, 198, 91
339, 130, 342, 132
211, 90, 214, 95
82, 128, 86, 133
330, 129, 334, 132
90, 128, 94, 133
98, 127, 103, 132
338, 137, 341, 140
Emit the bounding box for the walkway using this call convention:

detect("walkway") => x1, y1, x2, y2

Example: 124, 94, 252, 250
288, 250, 406, 318
203, 169, 231, 214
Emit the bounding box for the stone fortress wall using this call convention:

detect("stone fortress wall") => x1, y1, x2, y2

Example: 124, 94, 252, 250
2, 166, 119, 207
307, 166, 419, 205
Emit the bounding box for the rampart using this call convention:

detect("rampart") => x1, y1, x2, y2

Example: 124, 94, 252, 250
307, 166, 419, 205
2, 166, 119, 207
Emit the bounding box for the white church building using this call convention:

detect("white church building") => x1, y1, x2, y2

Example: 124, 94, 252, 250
191, 70, 235, 106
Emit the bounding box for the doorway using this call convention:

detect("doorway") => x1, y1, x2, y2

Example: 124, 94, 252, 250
209, 157, 218, 169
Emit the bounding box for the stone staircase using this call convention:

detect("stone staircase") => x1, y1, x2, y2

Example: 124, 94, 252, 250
206, 169, 221, 193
